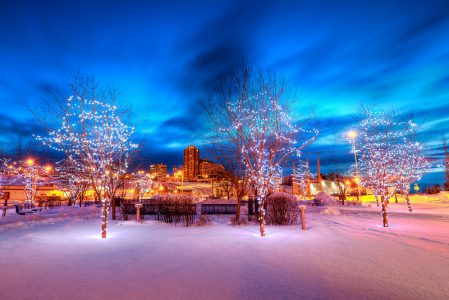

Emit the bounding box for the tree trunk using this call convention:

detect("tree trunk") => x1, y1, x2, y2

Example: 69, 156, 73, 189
394, 192, 398, 203
375, 196, 379, 207
258, 197, 266, 236
111, 198, 116, 220
405, 194, 413, 212
235, 196, 242, 224
381, 197, 389, 227
101, 200, 109, 238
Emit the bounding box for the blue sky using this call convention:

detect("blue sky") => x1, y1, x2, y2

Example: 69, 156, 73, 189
1, 0, 449, 184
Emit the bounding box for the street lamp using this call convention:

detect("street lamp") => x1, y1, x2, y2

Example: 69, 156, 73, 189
45, 165, 52, 174
347, 131, 361, 205
26, 158, 34, 166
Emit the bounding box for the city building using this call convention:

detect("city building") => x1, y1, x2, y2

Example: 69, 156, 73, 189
199, 159, 225, 179
183, 145, 199, 180
150, 163, 167, 179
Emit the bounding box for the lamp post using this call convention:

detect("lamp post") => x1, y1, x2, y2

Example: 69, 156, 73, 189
176, 170, 184, 195
347, 131, 362, 205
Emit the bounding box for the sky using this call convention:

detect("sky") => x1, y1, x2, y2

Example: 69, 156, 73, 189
1, 0, 449, 184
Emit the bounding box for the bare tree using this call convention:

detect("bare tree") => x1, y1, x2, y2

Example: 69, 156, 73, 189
357, 109, 427, 226
443, 135, 449, 191
54, 159, 90, 206
204, 142, 250, 222
203, 68, 318, 236
37, 76, 137, 238
17, 159, 50, 205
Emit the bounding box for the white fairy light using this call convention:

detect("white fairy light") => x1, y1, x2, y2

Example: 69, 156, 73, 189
224, 90, 318, 236
37, 95, 137, 238
357, 110, 429, 226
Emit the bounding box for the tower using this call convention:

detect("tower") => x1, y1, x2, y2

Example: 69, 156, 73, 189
183, 146, 199, 180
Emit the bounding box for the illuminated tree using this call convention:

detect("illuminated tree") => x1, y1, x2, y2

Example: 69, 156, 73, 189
134, 172, 151, 201
395, 141, 429, 212
18, 158, 51, 205
293, 160, 310, 201
225, 72, 318, 236
443, 135, 449, 191
38, 88, 137, 238
357, 110, 427, 226
54, 159, 90, 207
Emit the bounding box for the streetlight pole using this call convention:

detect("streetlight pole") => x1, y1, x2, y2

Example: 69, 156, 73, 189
348, 131, 362, 205
177, 171, 184, 195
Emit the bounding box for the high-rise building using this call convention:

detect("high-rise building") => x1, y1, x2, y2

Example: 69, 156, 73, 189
150, 163, 167, 179
183, 146, 199, 180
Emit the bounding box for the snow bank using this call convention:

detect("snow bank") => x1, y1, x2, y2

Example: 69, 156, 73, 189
0, 206, 100, 232
319, 207, 342, 216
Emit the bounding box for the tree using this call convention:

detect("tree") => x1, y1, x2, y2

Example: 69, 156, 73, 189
293, 160, 310, 201
18, 158, 51, 205
38, 78, 137, 238
54, 159, 90, 207
0, 158, 19, 216
202, 143, 250, 222
325, 172, 351, 205
394, 140, 429, 212
206, 69, 318, 236
133, 172, 152, 201
443, 135, 449, 191
357, 109, 427, 226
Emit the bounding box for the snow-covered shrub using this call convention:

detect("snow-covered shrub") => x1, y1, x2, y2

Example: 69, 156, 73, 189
266, 192, 299, 225
230, 216, 249, 225
196, 214, 212, 226
314, 192, 339, 206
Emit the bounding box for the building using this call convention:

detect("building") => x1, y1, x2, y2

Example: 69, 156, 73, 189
150, 163, 167, 179
183, 146, 199, 180
199, 159, 225, 178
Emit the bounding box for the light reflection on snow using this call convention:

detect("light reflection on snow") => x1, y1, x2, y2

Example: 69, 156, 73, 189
87, 233, 114, 240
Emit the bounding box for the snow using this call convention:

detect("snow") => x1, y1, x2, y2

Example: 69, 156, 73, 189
314, 191, 339, 205
1, 195, 449, 299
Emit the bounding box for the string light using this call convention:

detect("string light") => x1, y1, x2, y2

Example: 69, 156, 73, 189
356, 110, 429, 226
37, 95, 137, 238
223, 90, 318, 236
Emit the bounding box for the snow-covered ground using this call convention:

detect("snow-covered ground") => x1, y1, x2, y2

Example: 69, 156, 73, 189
1, 195, 449, 299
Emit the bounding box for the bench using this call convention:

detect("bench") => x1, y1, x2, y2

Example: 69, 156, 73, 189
15, 204, 41, 215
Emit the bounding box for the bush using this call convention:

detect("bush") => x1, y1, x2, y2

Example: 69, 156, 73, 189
314, 192, 339, 206
155, 194, 196, 227
196, 214, 212, 226
426, 184, 441, 194
265, 192, 299, 225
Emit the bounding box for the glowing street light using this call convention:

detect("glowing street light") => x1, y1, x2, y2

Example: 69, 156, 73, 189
26, 158, 34, 166
347, 130, 361, 205
45, 165, 52, 173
